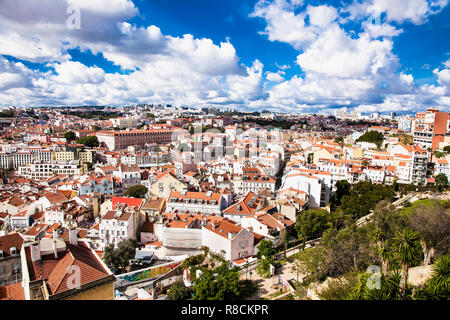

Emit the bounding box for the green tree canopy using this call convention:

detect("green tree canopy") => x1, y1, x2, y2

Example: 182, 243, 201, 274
356, 130, 384, 148
64, 131, 76, 142
435, 173, 448, 191
167, 280, 192, 300
103, 238, 138, 273
192, 263, 241, 300
124, 184, 148, 198
295, 209, 333, 247
77, 135, 99, 148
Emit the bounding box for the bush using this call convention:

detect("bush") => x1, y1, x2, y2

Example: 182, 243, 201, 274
167, 280, 192, 300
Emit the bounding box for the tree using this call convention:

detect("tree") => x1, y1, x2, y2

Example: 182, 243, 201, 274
64, 131, 76, 142
376, 240, 395, 276
408, 202, 450, 265
124, 184, 148, 198
443, 145, 450, 153
331, 180, 350, 209
295, 209, 332, 248
103, 238, 138, 273
356, 131, 384, 149
349, 270, 402, 300
393, 228, 423, 299
434, 151, 445, 159
167, 280, 192, 300
435, 173, 448, 191
423, 255, 449, 298
192, 263, 240, 300
256, 239, 276, 278
294, 247, 326, 282
317, 272, 359, 300
77, 135, 99, 148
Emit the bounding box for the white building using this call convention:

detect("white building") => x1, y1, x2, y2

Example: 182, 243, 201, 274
99, 210, 135, 250
202, 219, 255, 261
166, 190, 224, 215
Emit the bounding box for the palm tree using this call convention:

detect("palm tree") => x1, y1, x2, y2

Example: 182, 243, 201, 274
393, 228, 423, 299
413, 255, 449, 300
377, 241, 394, 276
426, 255, 450, 298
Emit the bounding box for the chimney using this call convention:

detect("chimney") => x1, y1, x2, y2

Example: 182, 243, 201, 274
53, 239, 58, 259
69, 227, 78, 246
30, 242, 41, 262
53, 228, 58, 239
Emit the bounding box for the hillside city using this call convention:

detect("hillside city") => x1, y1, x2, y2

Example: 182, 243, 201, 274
0, 105, 448, 300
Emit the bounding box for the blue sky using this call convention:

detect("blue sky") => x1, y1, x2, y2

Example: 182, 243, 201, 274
0, 0, 450, 114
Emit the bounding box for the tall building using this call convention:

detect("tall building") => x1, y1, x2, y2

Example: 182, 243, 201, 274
412, 108, 450, 150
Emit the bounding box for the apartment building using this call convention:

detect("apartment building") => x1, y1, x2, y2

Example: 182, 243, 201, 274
17, 234, 115, 300
166, 190, 224, 215
96, 129, 174, 151
202, 219, 254, 261
234, 167, 276, 195
112, 164, 141, 190
412, 108, 450, 150
18, 161, 83, 180
435, 158, 449, 181
0, 232, 24, 287
99, 210, 135, 250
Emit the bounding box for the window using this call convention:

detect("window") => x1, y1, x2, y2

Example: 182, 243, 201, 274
0, 265, 6, 274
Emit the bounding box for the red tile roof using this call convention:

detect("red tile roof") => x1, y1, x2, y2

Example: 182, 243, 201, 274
0, 232, 24, 256
111, 197, 144, 210
0, 282, 25, 300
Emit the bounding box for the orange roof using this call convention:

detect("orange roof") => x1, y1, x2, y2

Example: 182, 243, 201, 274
223, 192, 262, 216
204, 219, 243, 240
0, 282, 25, 300
111, 197, 144, 210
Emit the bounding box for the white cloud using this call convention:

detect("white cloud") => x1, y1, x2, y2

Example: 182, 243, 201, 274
0, 0, 266, 108
345, 0, 449, 25
0, 0, 449, 113
266, 70, 285, 82
52, 61, 106, 84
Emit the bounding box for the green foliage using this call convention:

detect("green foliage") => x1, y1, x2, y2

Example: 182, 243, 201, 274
103, 238, 137, 273
182, 254, 205, 269
392, 133, 413, 145
256, 239, 276, 278
337, 181, 395, 220
434, 151, 445, 158
293, 247, 327, 282
408, 201, 450, 259
64, 131, 76, 142
356, 130, 384, 148
62, 110, 121, 120
167, 280, 192, 300
435, 173, 448, 191
257, 239, 276, 261
349, 270, 402, 300
77, 135, 99, 148
422, 255, 450, 299
124, 184, 148, 198
192, 263, 241, 300
331, 180, 350, 209
443, 146, 450, 153
317, 272, 359, 300
295, 209, 333, 243
393, 228, 423, 268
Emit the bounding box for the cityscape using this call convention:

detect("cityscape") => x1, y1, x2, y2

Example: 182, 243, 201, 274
0, 0, 449, 306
